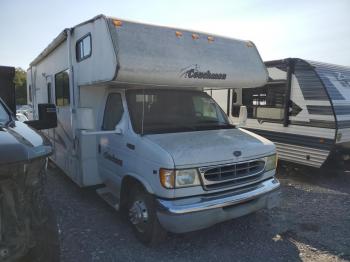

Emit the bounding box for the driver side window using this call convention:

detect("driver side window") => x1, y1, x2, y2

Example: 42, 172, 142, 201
102, 93, 124, 130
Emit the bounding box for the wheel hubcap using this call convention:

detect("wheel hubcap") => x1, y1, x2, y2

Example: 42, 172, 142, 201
129, 200, 149, 232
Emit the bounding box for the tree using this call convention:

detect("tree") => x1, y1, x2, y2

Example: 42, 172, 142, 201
14, 67, 27, 105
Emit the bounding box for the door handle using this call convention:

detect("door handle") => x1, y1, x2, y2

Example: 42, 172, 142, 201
98, 144, 101, 154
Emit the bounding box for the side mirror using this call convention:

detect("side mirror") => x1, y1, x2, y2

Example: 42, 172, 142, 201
25, 104, 57, 130
238, 106, 247, 127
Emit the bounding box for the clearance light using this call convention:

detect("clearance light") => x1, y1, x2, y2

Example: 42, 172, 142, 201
207, 36, 214, 42
192, 33, 199, 40
246, 41, 254, 47
175, 31, 183, 38
113, 20, 123, 27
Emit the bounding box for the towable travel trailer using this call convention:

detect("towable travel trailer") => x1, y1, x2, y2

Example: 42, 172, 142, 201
210, 58, 350, 168
27, 15, 280, 244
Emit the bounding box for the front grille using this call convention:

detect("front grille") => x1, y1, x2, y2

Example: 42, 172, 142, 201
199, 159, 265, 190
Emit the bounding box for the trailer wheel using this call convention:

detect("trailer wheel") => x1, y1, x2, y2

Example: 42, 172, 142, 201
127, 184, 166, 245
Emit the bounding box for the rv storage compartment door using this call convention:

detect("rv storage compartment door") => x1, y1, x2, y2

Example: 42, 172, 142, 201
109, 19, 268, 89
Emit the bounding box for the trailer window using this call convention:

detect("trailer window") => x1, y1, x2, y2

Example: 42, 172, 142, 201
102, 93, 124, 130
55, 70, 70, 106
76, 34, 92, 62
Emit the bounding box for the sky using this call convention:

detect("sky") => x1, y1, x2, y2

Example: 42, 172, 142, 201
0, 0, 349, 69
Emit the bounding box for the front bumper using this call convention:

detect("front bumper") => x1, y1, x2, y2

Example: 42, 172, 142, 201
156, 178, 280, 233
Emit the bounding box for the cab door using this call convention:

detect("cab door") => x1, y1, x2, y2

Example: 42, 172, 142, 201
98, 92, 126, 193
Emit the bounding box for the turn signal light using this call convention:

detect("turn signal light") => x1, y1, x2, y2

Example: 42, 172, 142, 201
207, 36, 214, 42
159, 169, 175, 189
175, 31, 183, 38
192, 33, 199, 40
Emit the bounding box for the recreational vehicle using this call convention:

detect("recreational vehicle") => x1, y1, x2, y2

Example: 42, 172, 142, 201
210, 58, 350, 168
27, 15, 280, 244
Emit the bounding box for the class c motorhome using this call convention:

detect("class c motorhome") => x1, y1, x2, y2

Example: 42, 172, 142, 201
210, 58, 350, 168
27, 15, 280, 244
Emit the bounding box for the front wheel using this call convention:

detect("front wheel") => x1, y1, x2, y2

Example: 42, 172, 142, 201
127, 185, 166, 245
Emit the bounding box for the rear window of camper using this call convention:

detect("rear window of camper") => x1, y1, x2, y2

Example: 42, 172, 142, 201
55, 70, 70, 106
76, 34, 92, 62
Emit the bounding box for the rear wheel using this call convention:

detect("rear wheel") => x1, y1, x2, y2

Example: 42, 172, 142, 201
127, 185, 166, 245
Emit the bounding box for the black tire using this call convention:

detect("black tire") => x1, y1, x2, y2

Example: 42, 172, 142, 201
127, 184, 166, 245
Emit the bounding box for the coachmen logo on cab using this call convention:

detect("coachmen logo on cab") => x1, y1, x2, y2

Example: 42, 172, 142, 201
179, 64, 227, 80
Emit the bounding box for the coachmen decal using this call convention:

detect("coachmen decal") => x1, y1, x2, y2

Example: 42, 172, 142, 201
179, 64, 227, 80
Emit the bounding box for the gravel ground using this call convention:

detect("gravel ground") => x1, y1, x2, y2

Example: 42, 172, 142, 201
45, 164, 350, 262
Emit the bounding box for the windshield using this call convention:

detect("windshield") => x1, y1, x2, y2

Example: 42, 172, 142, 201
126, 89, 233, 134
0, 101, 10, 126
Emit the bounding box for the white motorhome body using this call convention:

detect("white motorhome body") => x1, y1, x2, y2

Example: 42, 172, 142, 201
210, 58, 350, 168
28, 15, 279, 240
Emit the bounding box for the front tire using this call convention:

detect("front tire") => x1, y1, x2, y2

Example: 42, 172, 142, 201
127, 185, 166, 245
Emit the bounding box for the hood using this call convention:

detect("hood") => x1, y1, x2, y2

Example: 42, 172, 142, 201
145, 128, 275, 167
0, 121, 52, 165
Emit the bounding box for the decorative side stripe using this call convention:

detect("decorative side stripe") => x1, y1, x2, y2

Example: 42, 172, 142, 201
274, 142, 330, 168
338, 121, 350, 129
244, 128, 334, 150
307, 105, 333, 115
334, 106, 350, 115
306, 105, 350, 116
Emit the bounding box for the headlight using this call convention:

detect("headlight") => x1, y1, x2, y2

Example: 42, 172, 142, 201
175, 169, 201, 188
159, 168, 201, 189
265, 154, 278, 171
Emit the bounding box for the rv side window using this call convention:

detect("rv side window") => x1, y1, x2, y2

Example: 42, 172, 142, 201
47, 83, 52, 103
76, 34, 92, 62
102, 93, 124, 130
242, 83, 286, 121
55, 70, 70, 106
28, 85, 32, 102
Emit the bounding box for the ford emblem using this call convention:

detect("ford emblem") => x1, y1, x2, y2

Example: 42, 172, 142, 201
233, 151, 242, 157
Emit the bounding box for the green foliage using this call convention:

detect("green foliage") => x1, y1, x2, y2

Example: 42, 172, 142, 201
14, 67, 27, 105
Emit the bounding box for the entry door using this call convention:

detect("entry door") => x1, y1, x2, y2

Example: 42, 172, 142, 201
98, 93, 126, 193
52, 70, 73, 174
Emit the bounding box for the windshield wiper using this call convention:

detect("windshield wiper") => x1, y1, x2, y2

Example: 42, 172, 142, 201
195, 123, 235, 130
142, 125, 197, 134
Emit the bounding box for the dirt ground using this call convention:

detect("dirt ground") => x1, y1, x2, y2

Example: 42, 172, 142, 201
45, 163, 350, 262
